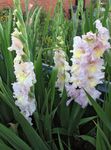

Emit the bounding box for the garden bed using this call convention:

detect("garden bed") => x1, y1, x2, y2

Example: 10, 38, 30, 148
0, 0, 111, 150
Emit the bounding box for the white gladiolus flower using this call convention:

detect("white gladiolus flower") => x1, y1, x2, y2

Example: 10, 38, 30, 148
14, 61, 36, 87
54, 49, 70, 94
8, 36, 24, 56
8, 28, 36, 124
13, 82, 36, 124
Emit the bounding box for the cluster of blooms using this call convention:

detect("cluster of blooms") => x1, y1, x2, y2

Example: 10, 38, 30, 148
54, 26, 70, 94
8, 28, 36, 124
54, 49, 70, 93
54, 20, 110, 108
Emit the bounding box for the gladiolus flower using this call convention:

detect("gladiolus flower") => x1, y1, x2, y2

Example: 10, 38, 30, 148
66, 20, 110, 108
8, 28, 36, 124
55, 20, 110, 108
54, 49, 70, 93
8, 36, 24, 56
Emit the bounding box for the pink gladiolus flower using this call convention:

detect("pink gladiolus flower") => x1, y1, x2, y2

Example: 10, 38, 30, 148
8, 36, 24, 56
95, 19, 110, 50
66, 20, 110, 108
53, 20, 110, 108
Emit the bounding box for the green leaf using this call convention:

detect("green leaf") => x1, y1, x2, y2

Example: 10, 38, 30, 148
0, 78, 49, 150
58, 133, 64, 150
85, 91, 111, 133
59, 88, 69, 128
96, 128, 104, 150
34, 49, 45, 109
48, 68, 58, 110
79, 135, 96, 147
79, 116, 97, 125
0, 124, 31, 150
13, 108, 49, 150
68, 103, 84, 134
52, 128, 69, 136
0, 23, 14, 84
96, 123, 111, 150
0, 143, 13, 150
96, 128, 107, 150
